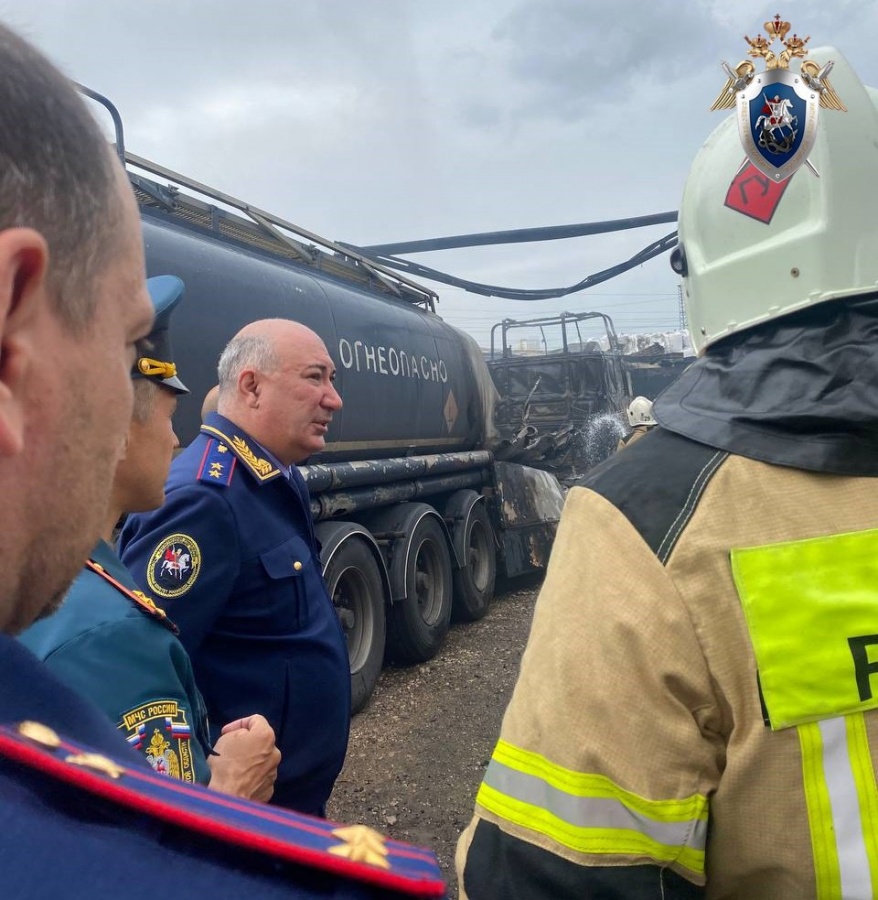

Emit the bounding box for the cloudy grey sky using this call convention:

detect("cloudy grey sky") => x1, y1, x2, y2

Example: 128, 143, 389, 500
3, 1, 875, 347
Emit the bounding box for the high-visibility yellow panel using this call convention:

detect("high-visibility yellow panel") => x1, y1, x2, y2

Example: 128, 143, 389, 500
731, 528, 878, 729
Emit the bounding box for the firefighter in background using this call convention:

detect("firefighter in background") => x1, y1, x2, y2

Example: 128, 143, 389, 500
617, 395, 656, 451
457, 30, 878, 900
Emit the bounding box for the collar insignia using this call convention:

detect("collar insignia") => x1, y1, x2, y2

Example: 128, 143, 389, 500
229, 435, 276, 478
200, 425, 280, 482
711, 15, 846, 182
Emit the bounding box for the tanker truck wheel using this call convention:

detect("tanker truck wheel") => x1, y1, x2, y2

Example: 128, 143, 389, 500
323, 538, 386, 714
452, 502, 496, 622
386, 515, 453, 664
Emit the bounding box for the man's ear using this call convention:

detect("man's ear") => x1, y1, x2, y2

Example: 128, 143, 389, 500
0, 228, 50, 457
237, 369, 260, 409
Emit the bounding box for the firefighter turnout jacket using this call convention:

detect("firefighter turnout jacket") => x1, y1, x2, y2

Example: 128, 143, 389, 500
615, 423, 652, 453
457, 296, 878, 899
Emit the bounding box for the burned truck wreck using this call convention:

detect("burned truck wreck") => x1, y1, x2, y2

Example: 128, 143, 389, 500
487, 312, 631, 484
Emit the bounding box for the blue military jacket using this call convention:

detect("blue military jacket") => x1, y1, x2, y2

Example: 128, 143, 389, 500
19, 539, 212, 784
0, 636, 445, 898
120, 413, 351, 814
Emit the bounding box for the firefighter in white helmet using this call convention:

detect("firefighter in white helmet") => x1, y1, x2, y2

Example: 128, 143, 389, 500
458, 20, 878, 900
617, 396, 656, 451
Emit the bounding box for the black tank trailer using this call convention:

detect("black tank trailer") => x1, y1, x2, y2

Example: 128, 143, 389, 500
127, 153, 565, 713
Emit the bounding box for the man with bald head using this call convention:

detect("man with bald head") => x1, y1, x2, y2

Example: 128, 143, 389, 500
200, 383, 219, 421
120, 319, 350, 815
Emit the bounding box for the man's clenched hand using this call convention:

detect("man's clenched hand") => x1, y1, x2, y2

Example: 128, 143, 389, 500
207, 714, 281, 802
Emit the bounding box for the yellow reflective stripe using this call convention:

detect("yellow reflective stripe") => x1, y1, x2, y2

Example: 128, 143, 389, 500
846, 714, 878, 894
800, 716, 878, 899
800, 721, 843, 899
476, 781, 705, 877
492, 739, 707, 822
478, 740, 707, 877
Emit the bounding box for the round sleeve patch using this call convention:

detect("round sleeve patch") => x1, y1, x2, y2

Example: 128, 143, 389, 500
147, 533, 202, 599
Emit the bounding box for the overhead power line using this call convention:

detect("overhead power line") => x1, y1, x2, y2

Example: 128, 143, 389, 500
343, 212, 680, 302
355, 211, 679, 255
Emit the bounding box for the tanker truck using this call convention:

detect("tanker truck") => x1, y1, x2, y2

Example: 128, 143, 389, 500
115, 143, 566, 713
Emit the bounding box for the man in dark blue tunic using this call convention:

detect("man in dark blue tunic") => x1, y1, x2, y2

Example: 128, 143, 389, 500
121, 318, 350, 815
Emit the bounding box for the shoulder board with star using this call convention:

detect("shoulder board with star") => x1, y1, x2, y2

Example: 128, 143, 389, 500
199, 427, 281, 483
85, 559, 178, 635
195, 436, 238, 487
3, 721, 446, 897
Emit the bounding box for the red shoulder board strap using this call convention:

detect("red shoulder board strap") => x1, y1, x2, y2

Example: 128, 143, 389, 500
85, 559, 179, 635
1, 722, 446, 897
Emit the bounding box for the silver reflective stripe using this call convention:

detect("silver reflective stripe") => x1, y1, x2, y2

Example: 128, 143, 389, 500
483, 758, 707, 850
818, 717, 871, 899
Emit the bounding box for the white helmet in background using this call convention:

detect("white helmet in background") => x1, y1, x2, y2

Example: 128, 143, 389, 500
627, 396, 656, 427
675, 47, 878, 355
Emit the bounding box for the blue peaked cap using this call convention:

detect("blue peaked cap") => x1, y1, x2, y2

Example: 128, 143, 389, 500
133, 275, 189, 394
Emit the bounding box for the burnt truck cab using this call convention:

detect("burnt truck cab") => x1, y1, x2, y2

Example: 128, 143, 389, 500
487, 312, 631, 484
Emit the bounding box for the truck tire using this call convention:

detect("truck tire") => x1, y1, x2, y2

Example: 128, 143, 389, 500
323, 538, 386, 714
452, 502, 496, 622
386, 515, 453, 664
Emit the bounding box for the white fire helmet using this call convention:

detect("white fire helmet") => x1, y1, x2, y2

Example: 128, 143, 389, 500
675, 48, 878, 355
628, 396, 656, 427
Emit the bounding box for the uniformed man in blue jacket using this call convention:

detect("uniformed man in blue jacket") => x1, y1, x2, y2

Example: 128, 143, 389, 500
120, 317, 351, 815
0, 20, 444, 898
20, 274, 280, 800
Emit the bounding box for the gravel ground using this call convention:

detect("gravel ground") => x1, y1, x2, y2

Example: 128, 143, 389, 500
326, 574, 542, 898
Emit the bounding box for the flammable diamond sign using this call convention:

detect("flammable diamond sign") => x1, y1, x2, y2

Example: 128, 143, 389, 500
736, 68, 819, 181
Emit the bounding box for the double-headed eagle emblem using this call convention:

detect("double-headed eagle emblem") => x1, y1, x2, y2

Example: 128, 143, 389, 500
146, 728, 181, 778
710, 15, 846, 181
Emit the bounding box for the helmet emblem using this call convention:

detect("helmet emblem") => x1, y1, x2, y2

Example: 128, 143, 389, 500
710, 15, 846, 182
